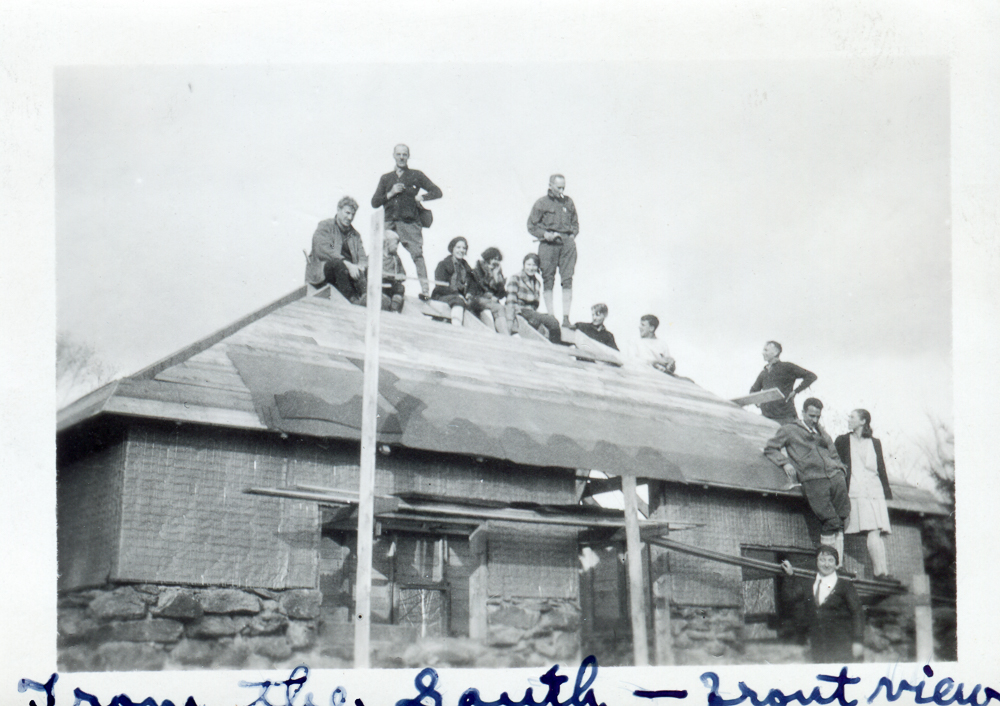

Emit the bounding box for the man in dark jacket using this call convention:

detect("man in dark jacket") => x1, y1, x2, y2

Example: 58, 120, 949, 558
750, 341, 818, 424
781, 545, 864, 663
304, 196, 368, 304
371, 144, 442, 300
765, 398, 850, 562
574, 303, 618, 351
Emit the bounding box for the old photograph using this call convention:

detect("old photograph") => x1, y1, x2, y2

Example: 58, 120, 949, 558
52, 59, 954, 671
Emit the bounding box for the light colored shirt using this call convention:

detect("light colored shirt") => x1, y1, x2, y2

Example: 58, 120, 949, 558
627, 336, 672, 368
813, 572, 838, 606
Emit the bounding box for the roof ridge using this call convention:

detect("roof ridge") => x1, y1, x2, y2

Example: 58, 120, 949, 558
129, 286, 309, 381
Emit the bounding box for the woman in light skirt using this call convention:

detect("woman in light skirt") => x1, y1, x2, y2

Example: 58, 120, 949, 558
835, 409, 894, 580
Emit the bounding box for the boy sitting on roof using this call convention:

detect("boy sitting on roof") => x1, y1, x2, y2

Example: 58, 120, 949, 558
505, 253, 562, 344
574, 303, 618, 351
381, 230, 406, 312
304, 195, 368, 305
626, 314, 676, 373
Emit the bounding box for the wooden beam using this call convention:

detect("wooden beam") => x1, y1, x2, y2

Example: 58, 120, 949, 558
730, 388, 783, 407
469, 524, 489, 640
913, 573, 934, 662
354, 208, 385, 668
622, 474, 649, 666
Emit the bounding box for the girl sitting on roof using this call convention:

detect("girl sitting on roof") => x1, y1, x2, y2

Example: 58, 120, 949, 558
468, 247, 510, 335
504, 253, 562, 344
431, 236, 475, 326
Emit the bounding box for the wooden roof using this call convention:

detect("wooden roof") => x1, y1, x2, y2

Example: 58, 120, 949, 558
58, 287, 948, 515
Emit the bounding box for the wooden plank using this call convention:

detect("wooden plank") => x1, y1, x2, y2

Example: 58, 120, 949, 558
515, 314, 551, 344
730, 388, 784, 407
354, 208, 385, 669
914, 573, 934, 662
103, 397, 265, 429
622, 474, 649, 666
468, 524, 489, 640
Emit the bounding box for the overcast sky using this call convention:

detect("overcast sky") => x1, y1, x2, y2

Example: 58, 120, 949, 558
55, 60, 951, 481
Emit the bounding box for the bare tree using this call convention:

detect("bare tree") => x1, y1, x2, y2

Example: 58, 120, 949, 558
918, 417, 955, 659
56, 332, 118, 407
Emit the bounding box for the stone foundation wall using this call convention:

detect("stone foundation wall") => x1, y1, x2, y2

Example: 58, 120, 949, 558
483, 597, 581, 668
58, 583, 324, 671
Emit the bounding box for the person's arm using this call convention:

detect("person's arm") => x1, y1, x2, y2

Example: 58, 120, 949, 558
434, 259, 456, 295
750, 370, 765, 394
790, 363, 818, 394
527, 199, 548, 240
414, 171, 442, 203
567, 197, 580, 236
764, 428, 799, 484
371, 173, 391, 208
311, 222, 342, 263
353, 234, 368, 271
607, 333, 619, 351
874, 438, 893, 500
844, 581, 865, 658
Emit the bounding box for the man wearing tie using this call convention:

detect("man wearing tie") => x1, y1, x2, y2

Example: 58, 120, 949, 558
781, 546, 864, 663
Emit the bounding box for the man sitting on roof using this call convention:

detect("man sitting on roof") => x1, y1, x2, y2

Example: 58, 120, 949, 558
626, 314, 676, 373
765, 397, 850, 564
574, 303, 618, 351
304, 195, 368, 305
381, 230, 406, 313
505, 253, 562, 344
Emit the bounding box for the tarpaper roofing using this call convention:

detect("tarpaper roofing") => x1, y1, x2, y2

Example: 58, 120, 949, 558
58, 287, 948, 515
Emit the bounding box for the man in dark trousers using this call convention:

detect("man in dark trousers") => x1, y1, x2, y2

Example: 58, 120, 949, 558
765, 397, 850, 563
371, 144, 442, 300
780, 546, 864, 664
750, 341, 818, 424
527, 173, 579, 329
304, 196, 368, 305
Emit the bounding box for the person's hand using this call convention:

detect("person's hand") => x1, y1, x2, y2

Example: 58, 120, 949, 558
780, 560, 794, 576
852, 642, 864, 659
388, 182, 405, 198
663, 357, 677, 374
345, 262, 361, 279
544, 231, 560, 242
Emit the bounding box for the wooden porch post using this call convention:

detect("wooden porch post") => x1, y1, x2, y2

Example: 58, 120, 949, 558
913, 573, 934, 662
354, 208, 385, 668
622, 473, 649, 665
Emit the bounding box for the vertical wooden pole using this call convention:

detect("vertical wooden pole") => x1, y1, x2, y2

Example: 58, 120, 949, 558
468, 524, 489, 640
913, 573, 934, 662
354, 208, 385, 668
622, 473, 649, 666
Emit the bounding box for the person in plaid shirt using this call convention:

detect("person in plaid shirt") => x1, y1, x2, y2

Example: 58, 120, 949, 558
505, 253, 562, 344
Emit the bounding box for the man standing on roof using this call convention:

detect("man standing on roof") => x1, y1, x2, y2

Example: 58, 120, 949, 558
372, 144, 443, 301
627, 314, 676, 374
304, 195, 368, 305
527, 174, 579, 329
765, 397, 850, 564
750, 341, 818, 425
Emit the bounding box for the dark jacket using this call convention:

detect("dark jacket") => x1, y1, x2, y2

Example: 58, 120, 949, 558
574, 322, 618, 351
750, 360, 818, 421
527, 191, 579, 239
834, 434, 893, 500
371, 168, 442, 224
304, 218, 368, 285
783, 573, 864, 663
431, 256, 473, 301
468, 260, 506, 301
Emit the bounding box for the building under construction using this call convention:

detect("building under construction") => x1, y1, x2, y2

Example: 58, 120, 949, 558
56, 285, 948, 671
